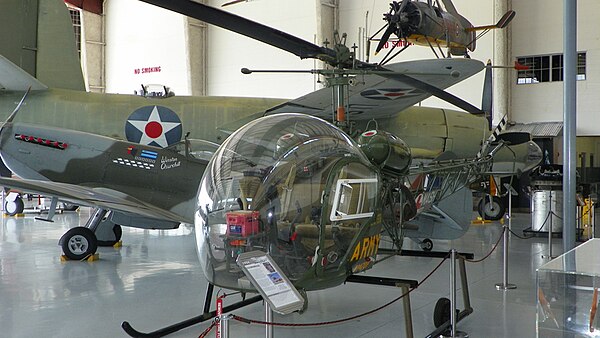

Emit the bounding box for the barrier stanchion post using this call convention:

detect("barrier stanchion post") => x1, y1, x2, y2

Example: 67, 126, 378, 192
542, 193, 555, 259
442, 249, 468, 338
496, 187, 516, 290
221, 314, 231, 338
216, 296, 223, 338
450, 249, 456, 337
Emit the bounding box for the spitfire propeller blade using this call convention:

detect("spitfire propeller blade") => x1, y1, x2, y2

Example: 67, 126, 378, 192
481, 60, 493, 129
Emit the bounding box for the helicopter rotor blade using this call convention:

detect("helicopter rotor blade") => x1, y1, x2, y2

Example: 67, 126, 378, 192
139, 0, 485, 115
382, 72, 485, 115
138, 0, 343, 66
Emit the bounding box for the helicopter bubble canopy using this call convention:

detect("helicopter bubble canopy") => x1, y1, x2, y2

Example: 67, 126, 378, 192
195, 113, 381, 291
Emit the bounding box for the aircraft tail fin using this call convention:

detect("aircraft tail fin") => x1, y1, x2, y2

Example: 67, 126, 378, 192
467, 11, 516, 32
0, 0, 85, 91
476, 114, 507, 158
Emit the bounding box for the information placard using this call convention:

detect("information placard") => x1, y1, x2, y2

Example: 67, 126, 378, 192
236, 251, 305, 315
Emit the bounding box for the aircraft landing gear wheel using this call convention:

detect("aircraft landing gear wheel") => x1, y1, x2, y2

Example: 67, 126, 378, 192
420, 238, 433, 251
433, 297, 451, 328
60, 227, 98, 260
5, 196, 24, 216
478, 195, 506, 221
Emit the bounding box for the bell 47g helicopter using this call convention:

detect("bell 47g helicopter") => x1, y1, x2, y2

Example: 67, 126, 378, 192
122, 0, 542, 331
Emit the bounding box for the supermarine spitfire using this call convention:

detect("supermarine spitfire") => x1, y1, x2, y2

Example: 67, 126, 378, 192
0, 2, 541, 328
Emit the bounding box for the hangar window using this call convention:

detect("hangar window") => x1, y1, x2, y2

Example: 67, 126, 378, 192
516, 52, 586, 84
67, 6, 83, 58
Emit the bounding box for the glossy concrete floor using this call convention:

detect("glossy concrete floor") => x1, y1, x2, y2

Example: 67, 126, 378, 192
0, 207, 567, 337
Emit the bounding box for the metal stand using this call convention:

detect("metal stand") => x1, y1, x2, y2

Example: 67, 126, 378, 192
220, 314, 232, 338
440, 249, 468, 338
346, 275, 417, 338
496, 186, 516, 290
121, 282, 262, 337
265, 302, 273, 338
539, 191, 557, 259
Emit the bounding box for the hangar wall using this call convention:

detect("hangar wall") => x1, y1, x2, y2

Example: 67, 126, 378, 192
511, 1, 600, 136
100, 0, 499, 109
104, 0, 196, 95
205, 0, 326, 99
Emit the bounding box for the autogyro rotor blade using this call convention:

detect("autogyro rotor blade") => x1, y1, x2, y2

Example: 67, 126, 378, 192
138, 0, 364, 68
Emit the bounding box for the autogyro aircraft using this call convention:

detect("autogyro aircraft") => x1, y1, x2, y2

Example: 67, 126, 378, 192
369, 0, 516, 61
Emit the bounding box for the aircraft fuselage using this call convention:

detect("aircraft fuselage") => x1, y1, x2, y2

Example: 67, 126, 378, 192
0, 122, 207, 226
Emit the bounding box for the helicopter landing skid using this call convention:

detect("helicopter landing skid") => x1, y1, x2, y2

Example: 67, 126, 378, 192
121, 283, 262, 338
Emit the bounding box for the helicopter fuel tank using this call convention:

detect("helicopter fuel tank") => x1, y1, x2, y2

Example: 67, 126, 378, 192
357, 129, 412, 175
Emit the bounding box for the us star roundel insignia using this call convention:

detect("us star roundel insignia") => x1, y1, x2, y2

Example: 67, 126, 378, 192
360, 88, 422, 100
125, 105, 182, 148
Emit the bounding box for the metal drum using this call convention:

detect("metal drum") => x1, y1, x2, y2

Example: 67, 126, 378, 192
531, 190, 563, 233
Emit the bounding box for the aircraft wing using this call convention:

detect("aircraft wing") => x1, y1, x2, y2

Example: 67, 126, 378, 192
0, 177, 186, 223
264, 58, 484, 120
0, 55, 48, 91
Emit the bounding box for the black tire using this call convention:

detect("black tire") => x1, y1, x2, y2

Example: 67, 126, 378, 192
97, 224, 123, 247
5, 196, 24, 216
61, 227, 98, 260
478, 195, 506, 221
420, 238, 433, 251
433, 297, 451, 328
